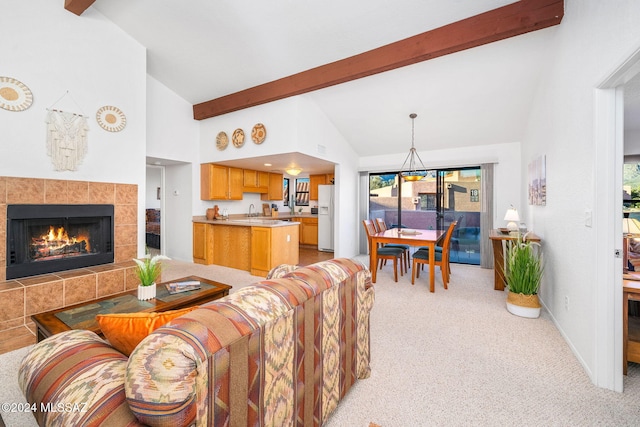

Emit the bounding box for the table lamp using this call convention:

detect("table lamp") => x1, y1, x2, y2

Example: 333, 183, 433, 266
623, 217, 640, 273
504, 206, 520, 232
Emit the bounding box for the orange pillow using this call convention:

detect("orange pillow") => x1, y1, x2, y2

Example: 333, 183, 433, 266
96, 306, 198, 356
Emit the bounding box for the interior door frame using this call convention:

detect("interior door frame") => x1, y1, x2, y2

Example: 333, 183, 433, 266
594, 46, 640, 391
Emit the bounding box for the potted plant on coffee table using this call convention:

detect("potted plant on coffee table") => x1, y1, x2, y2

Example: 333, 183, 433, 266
505, 233, 544, 318
133, 254, 170, 301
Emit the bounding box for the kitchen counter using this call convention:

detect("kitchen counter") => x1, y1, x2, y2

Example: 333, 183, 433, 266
193, 213, 317, 227
192, 215, 300, 276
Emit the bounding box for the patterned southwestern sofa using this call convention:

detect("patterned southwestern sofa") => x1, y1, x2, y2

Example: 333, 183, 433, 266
18, 258, 374, 427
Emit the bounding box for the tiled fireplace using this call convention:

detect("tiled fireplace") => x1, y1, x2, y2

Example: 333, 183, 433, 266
0, 177, 140, 349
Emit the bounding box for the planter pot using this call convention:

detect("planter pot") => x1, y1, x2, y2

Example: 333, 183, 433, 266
137, 283, 156, 301
506, 291, 541, 318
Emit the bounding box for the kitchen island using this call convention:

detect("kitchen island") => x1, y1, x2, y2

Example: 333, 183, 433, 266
193, 216, 300, 277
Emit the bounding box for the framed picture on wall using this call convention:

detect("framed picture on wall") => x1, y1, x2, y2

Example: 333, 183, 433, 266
528, 155, 546, 206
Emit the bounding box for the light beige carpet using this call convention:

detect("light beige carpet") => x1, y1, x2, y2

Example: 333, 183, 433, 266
324, 255, 640, 426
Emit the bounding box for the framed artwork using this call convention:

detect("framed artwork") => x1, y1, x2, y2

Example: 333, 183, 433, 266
528, 155, 546, 206
283, 178, 289, 203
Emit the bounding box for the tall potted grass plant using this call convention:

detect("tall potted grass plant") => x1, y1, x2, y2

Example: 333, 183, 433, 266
505, 233, 543, 318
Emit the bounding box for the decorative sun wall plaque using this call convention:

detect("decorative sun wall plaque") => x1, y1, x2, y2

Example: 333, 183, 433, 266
0, 76, 33, 111
96, 105, 126, 132
251, 123, 266, 144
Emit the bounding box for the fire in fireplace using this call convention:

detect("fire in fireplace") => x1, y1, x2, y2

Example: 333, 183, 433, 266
6, 204, 115, 280
32, 225, 92, 261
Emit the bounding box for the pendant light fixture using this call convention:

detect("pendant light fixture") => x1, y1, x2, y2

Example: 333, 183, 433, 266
400, 113, 427, 181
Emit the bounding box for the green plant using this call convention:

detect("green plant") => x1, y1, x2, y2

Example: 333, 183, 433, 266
505, 235, 543, 295
133, 255, 170, 286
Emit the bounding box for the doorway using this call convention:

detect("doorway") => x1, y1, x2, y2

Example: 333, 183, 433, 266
145, 165, 163, 256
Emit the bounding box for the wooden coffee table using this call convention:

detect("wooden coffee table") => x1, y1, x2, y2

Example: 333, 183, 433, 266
32, 276, 232, 342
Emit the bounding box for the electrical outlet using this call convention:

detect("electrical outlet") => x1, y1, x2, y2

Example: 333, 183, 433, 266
565, 296, 570, 311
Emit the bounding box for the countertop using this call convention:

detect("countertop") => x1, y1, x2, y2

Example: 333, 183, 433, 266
193, 214, 313, 227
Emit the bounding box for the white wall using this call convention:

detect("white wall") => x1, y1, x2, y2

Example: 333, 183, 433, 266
164, 163, 194, 262
145, 167, 162, 209
521, 0, 640, 388
1, 0, 147, 254
146, 76, 200, 260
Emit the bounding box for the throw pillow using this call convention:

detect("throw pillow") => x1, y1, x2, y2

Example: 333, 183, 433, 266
96, 306, 198, 356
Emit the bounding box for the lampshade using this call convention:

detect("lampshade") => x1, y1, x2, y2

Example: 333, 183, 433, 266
399, 113, 428, 181
623, 217, 640, 235
504, 206, 520, 231
286, 167, 302, 176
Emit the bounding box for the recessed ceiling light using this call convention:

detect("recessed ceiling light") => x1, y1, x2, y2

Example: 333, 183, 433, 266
264, 163, 272, 167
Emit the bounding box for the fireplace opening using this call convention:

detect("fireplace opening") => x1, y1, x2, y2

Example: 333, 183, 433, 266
6, 204, 114, 279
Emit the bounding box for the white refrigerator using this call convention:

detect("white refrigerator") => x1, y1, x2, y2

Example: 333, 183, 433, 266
317, 185, 334, 252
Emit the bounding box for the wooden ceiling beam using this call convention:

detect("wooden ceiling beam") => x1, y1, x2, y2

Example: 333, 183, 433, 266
193, 0, 563, 120
64, 0, 96, 16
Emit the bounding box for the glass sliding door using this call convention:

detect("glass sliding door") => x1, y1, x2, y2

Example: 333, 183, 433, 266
440, 167, 481, 265
368, 166, 481, 266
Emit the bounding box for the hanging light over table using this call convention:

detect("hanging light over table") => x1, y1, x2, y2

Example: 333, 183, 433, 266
400, 113, 427, 181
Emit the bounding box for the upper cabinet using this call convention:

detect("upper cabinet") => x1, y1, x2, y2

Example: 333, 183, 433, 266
201, 163, 283, 201
261, 173, 284, 201
309, 173, 335, 201
201, 164, 243, 200
243, 169, 269, 193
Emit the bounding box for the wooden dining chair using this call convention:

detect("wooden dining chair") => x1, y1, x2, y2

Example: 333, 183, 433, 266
374, 217, 410, 271
416, 221, 458, 276
362, 219, 404, 282
411, 221, 458, 288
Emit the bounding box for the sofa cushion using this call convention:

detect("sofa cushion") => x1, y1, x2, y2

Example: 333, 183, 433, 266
18, 329, 143, 426
96, 306, 199, 356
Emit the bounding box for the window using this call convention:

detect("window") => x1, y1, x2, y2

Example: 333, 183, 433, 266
295, 178, 309, 206
418, 193, 437, 210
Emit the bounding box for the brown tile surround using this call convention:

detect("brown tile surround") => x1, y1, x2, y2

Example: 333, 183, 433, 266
0, 177, 140, 354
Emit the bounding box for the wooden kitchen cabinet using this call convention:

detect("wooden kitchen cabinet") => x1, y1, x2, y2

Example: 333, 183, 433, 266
193, 221, 299, 277
261, 173, 284, 201
309, 173, 334, 201
200, 163, 243, 200
251, 226, 299, 277
212, 225, 251, 271
193, 222, 213, 264
293, 217, 318, 245
243, 169, 269, 193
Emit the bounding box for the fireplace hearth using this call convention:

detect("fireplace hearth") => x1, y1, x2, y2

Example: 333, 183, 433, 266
6, 204, 115, 279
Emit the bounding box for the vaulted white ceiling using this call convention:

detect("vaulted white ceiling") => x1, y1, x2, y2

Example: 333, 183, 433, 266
92, 0, 564, 161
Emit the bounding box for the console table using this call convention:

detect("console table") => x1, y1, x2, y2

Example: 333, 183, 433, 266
32, 276, 231, 342
489, 229, 541, 291
623, 277, 640, 374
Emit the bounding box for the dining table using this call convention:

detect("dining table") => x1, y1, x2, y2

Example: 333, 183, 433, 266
370, 228, 446, 292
